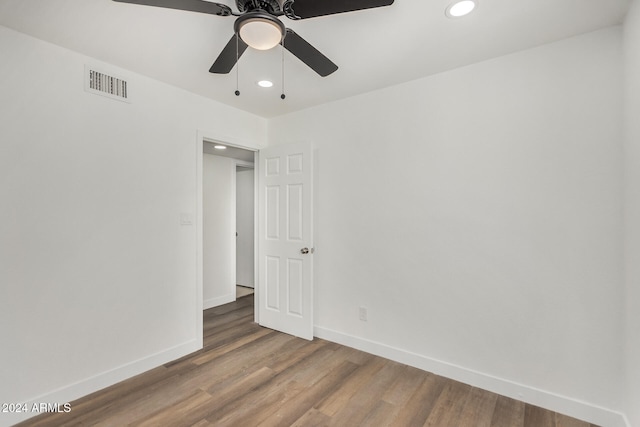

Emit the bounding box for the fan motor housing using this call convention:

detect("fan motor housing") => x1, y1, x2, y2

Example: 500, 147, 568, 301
236, 0, 282, 14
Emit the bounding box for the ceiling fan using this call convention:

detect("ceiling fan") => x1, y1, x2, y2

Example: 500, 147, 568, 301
112, 0, 394, 77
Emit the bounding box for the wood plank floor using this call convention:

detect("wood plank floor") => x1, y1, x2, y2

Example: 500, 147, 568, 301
17, 295, 599, 427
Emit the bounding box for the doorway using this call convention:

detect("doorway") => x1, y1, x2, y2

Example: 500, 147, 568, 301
196, 134, 315, 344
201, 140, 256, 310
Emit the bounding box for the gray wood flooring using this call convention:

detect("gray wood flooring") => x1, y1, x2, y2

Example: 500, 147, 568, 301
16, 295, 599, 426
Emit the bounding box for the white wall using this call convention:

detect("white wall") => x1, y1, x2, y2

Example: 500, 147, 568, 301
203, 154, 236, 308
623, 1, 640, 425
268, 27, 625, 425
0, 25, 265, 426
236, 168, 255, 288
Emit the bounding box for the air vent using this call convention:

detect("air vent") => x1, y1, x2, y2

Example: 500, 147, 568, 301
84, 65, 130, 103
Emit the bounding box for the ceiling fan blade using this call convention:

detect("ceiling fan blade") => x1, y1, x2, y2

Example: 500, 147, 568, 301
283, 0, 393, 20
283, 29, 338, 77
209, 34, 248, 74
112, 0, 232, 16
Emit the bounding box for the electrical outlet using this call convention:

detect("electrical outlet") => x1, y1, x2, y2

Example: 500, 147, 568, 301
359, 306, 368, 322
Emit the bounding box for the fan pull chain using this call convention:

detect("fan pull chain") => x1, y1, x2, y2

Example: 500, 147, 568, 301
235, 34, 240, 96
280, 39, 286, 100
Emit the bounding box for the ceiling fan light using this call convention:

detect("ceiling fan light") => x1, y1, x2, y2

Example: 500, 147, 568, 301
239, 18, 283, 50
446, 0, 477, 18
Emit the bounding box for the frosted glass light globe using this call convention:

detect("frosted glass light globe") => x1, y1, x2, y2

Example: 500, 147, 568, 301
239, 19, 283, 50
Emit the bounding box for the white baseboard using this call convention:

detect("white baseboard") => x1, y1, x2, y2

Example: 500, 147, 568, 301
1, 339, 200, 427
203, 293, 235, 310
314, 326, 628, 427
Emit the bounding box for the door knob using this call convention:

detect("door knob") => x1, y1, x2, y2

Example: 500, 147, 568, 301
300, 247, 314, 255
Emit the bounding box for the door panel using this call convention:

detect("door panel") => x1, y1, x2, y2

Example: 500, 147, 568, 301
258, 142, 313, 340
287, 184, 303, 241
266, 186, 280, 239
265, 256, 280, 309
287, 258, 303, 316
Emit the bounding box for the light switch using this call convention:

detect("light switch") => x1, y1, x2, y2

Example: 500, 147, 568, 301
180, 212, 193, 226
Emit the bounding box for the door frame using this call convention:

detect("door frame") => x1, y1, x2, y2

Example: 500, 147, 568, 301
196, 130, 260, 348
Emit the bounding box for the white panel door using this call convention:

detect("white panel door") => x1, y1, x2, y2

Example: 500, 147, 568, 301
258, 142, 313, 340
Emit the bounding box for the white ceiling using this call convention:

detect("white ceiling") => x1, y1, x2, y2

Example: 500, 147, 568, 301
0, 0, 630, 119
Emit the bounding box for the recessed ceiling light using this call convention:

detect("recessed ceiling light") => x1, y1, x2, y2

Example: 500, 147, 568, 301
214, 145, 227, 150
257, 80, 274, 88
446, 0, 477, 18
